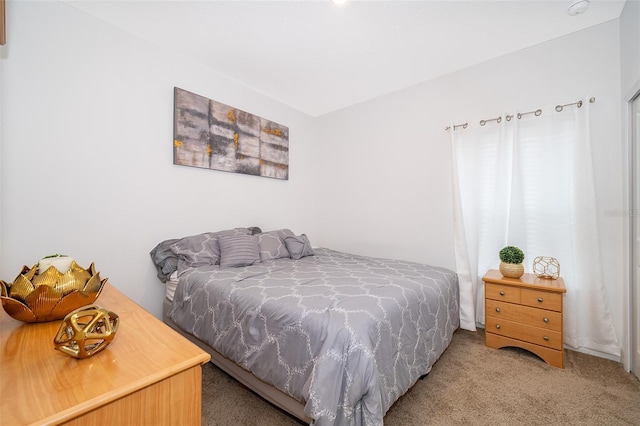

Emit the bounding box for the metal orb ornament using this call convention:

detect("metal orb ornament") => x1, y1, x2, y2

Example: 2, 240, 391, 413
532, 256, 560, 279
54, 304, 119, 358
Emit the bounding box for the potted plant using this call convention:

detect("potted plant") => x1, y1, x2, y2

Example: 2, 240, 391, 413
499, 246, 525, 278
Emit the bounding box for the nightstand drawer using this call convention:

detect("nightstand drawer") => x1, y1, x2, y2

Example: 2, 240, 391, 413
485, 299, 562, 331
486, 316, 563, 350
485, 283, 520, 304
521, 288, 562, 312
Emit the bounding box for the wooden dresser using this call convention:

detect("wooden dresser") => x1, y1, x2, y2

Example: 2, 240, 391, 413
483, 269, 566, 368
0, 283, 211, 425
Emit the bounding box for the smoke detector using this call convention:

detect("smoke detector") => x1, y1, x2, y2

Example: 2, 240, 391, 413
568, 0, 590, 16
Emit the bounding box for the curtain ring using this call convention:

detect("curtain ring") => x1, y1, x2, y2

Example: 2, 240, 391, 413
479, 116, 502, 126
534, 109, 542, 116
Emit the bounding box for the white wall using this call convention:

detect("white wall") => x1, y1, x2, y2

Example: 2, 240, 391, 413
0, 1, 320, 318
0, 2, 627, 358
621, 0, 640, 98
315, 20, 625, 356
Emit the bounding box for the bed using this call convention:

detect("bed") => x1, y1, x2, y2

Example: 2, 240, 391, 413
151, 228, 459, 426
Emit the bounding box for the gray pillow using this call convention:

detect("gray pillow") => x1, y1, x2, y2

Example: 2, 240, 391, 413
170, 228, 251, 273
257, 229, 293, 261
284, 234, 315, 260
149, 238, 179, 282
219, 234, 261, 268
248, 226, 262, 235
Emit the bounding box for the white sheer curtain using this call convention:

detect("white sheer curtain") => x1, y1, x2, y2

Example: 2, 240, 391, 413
450, 100, 620, 356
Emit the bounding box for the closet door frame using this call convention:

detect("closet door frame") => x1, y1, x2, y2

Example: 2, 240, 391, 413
626, 86, 640, 378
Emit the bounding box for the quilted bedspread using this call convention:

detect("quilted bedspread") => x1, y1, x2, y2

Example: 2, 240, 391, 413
169, 248, 459, 426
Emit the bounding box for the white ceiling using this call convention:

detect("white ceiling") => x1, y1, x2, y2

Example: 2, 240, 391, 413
63, 0, 627, 117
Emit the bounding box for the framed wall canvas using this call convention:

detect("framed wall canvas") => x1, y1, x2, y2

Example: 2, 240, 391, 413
173, 87, 289, 180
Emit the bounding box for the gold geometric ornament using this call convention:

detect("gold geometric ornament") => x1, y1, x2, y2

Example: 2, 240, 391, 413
0, 262, 107, 323
53, 305, 119, 358
532, 256, 560, 279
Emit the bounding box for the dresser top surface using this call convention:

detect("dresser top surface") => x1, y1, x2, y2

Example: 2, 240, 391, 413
0, 283, 210, 425
483, 269, 566, 293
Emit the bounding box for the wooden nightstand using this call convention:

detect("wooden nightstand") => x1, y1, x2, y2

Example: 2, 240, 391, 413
0, 283, 211, 425
483, 269, 566, 368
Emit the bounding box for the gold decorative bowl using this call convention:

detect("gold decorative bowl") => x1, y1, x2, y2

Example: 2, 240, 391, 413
0, 262, 107, 323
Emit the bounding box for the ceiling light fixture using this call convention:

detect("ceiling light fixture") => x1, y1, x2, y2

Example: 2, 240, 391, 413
331, 0, 347, 5
567, 0, 590, 16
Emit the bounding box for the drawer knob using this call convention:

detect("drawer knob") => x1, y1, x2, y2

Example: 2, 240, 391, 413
499, 291, 505, 296
543, 317, 549, 323
495, 307, 501, 313
538, 297, 544, 303
543, 336, 549, 341
495, 324, 501, 329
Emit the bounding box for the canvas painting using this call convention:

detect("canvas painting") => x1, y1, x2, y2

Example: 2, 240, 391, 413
173, 87, 289, 180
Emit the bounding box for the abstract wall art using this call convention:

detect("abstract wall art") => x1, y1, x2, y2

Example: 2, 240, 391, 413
173, 87, 289, 180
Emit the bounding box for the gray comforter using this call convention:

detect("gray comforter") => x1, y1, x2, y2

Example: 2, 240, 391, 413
169, 248, 459, 426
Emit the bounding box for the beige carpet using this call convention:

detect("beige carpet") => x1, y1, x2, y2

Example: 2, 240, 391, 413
201, 329, 640, 425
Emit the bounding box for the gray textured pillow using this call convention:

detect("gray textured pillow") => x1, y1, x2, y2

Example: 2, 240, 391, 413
248, 226, 262, 235
149, 238, 180, 283
170, 228, 251, 273
284, 234, 315, 260
219, 234, 261, 268
257, 229, 293, 261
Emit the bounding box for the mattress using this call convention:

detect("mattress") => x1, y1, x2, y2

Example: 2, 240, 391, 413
165, 271, 179, 301
168, 248, 459, 426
